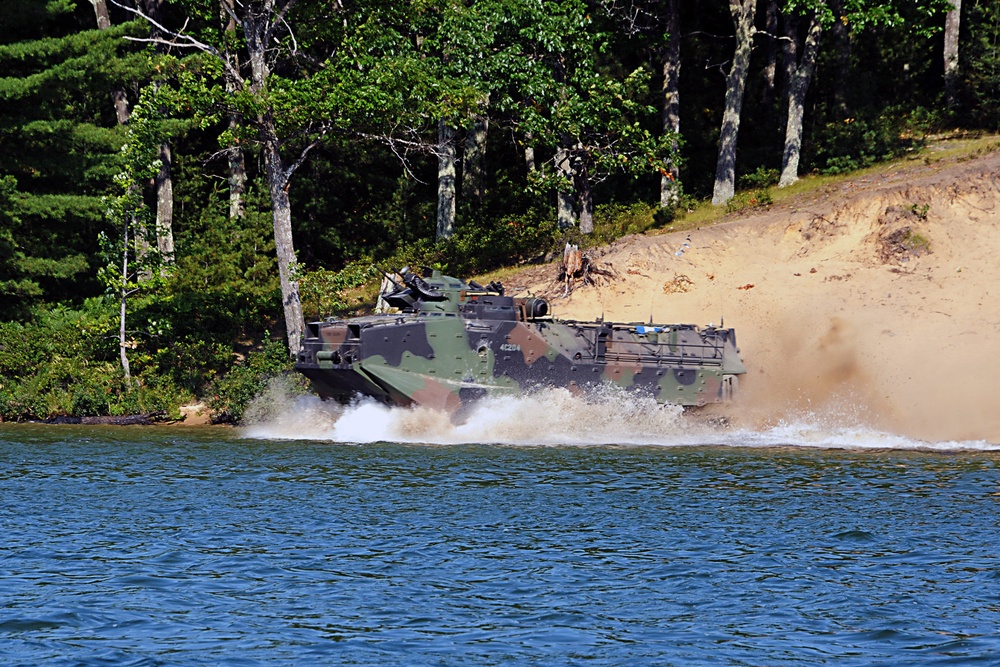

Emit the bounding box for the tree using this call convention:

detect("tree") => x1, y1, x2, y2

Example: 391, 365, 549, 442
778, 2, 824, 187
487, 0, 673, 231
463, 97, 490, 209
436, 120, 457, 240
0, 0, 149, 314
128, 0, 475, 351
220, 0, 246, 220
89, 0, 132, 124
944, 0, 962, 108
99, 86, 168, 382
961, 0, 1000, 127
126, 0, 334, 354
659, 0, 682, 207
712, 0, 757, 206
778, 0, 951, 186
599, 0, 685, 205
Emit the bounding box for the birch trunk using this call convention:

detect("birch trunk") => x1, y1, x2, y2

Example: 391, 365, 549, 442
712, 0, 757, 206
119, 219, 132, 383
555, 146, 576, 229
779, 11, 823, 188
436, 120, 456, 241
944, 0, 962, 109
660, 0, 682, 208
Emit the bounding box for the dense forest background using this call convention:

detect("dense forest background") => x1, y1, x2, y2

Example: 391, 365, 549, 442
1, 0, 997, 422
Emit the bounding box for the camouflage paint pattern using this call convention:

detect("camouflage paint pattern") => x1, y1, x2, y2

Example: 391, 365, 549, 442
295, 269, 746, 413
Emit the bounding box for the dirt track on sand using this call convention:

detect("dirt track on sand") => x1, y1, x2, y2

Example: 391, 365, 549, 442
516, 148, 1000, 443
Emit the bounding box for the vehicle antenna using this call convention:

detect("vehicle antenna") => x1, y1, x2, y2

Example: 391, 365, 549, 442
374, 265, 404, 290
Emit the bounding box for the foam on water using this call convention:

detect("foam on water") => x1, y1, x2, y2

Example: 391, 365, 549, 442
241, 380, 998, 451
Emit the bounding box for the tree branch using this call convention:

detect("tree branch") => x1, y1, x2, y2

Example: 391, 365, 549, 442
113, 0, 243, 84
283, 126, 329, 182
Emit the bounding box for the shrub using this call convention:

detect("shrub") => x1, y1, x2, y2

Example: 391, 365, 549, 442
739, 166, 780, 189
809, 108, 930, 176
437, 206, 559, 276
208, 337, 302, 424
725, 189, 774, 214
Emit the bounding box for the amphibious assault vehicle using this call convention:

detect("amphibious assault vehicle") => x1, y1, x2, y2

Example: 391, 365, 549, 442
294, 267, 746, 413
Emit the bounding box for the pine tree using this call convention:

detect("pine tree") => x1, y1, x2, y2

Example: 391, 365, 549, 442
0, 0, 150, 316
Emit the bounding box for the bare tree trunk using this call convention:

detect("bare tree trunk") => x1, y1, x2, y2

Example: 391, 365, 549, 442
779, 10, 823, 188
227, 116, 247, 219
436, 120, 456, 240
247, 15, 303, 354
155, 141, 175, 263
222, 0, 246, 219
944, 0, 962, 109
261, 137, 304, 354
660, 0, 682, 208
119, 219, 132, 383
90, 0, 130, 124
463, 98, 489, 207
712, 0, 757, 206
779, 10, 799, 133
829, 0, 851, 115
574, 158, 594, 235
137, 0, 174, 268
762, 0, 779, 111
555, 146, 576, 229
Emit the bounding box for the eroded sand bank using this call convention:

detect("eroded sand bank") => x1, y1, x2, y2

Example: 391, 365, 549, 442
521, 150, 1000, 443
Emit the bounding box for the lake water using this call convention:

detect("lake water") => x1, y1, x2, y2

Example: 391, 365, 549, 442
3, 393, 1000, 666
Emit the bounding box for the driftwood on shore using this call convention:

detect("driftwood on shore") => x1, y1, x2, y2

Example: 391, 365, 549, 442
44, 412, 170, 426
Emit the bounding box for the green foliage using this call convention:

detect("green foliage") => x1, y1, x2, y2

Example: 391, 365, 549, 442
809, 110, 926, 175
725, 189, 774, 214
0, 299, 189, 421
0, 3, 150, 311
208, 337, 297, 424
299, 263, 378, 321
739, 166, 780, 190
146, 186, 281, 393
584, 202, 659, 247
910, 203, 930, 220
99, 85, 169, 292
961, 0, 1000, 128
438, 208, 560, 276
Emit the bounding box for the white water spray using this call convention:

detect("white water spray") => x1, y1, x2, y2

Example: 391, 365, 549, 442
241, 381, 998, 451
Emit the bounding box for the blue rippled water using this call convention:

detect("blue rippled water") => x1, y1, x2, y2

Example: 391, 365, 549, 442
3, 423, 1000, 666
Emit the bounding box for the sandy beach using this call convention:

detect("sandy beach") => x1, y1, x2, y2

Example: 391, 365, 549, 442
521, 147, 1000, 443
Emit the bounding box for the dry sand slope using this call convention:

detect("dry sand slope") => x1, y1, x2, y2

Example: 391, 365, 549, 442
521, 149, 1000, 443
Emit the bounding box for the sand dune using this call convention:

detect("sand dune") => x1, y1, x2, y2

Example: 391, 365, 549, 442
522, 149, 1000, 443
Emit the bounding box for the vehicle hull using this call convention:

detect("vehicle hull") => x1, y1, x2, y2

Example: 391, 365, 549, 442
295, 271, 746, 412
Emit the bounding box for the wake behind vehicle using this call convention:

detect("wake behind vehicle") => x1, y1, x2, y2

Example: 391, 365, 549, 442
295, 268, 746, 413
